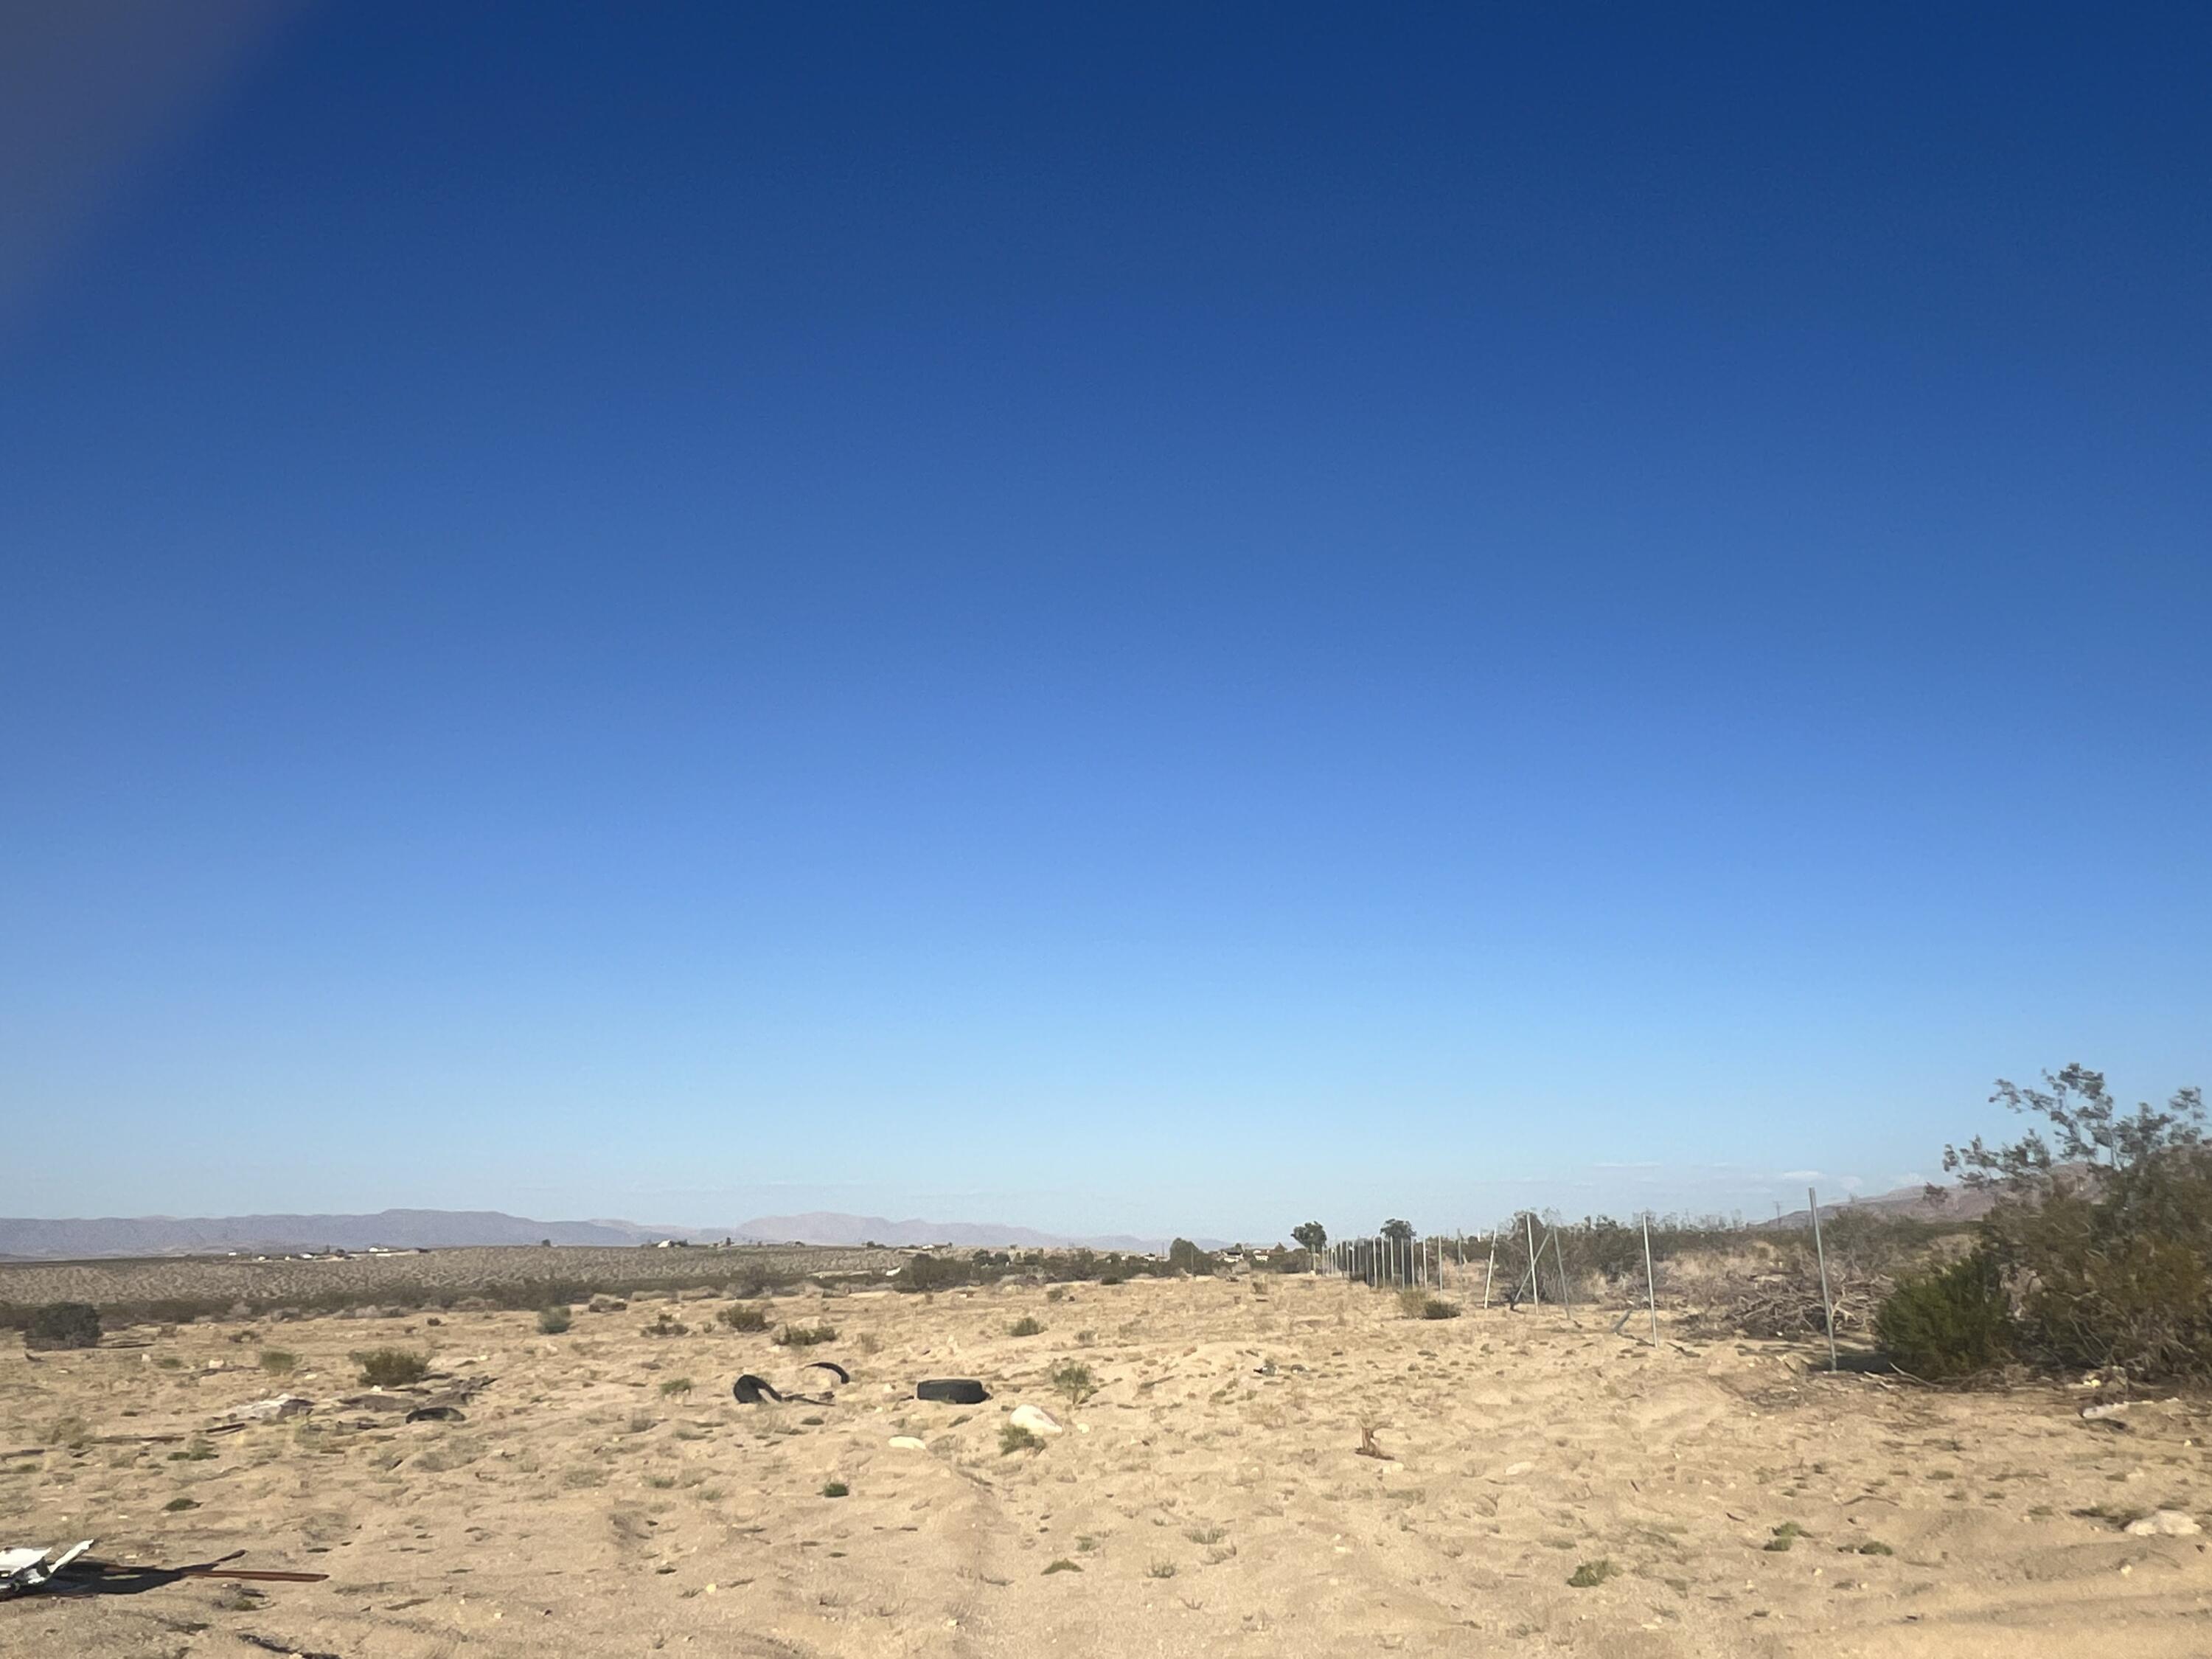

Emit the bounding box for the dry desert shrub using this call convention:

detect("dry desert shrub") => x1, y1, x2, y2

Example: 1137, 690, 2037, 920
353, 1347, 430, 1387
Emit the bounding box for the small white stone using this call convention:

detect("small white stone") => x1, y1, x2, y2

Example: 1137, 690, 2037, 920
2124, 1509, 2201, 1537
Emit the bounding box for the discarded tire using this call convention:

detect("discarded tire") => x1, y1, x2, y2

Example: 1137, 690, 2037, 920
915, 1378, 989, 1405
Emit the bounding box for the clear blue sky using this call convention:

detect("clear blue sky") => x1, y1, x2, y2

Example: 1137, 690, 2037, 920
3, 4, 2206, 1239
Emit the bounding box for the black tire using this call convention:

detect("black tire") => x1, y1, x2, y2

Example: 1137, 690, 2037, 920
914, 1378, 989, 1405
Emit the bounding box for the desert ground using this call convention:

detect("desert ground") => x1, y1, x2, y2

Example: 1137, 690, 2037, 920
7, 1272, 2212, 1658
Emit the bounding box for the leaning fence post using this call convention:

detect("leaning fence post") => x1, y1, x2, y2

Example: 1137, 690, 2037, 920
1809, 1185, 1839, 1371
1482, 1228, 1498, 1309
1641, 1210, 1660, 1348
1524, 1212, 1541, 1308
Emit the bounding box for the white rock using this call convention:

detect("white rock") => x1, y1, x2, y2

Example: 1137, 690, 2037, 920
227, 1394, 312, 1422
2124, 1509, 2201, 1537
1009, 1404, 1063, 1436
888, 1436, 927, 1450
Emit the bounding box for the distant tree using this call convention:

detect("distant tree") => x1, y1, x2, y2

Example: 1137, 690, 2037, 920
1291, 1222, 1327, 1270
1168, 1237, 1213, 1275
1380, 1218, 1414, 1245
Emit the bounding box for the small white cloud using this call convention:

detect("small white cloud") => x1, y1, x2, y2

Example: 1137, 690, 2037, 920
1779, 1169, 1822, 1183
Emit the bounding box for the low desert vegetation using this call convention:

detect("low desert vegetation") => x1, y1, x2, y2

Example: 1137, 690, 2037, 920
1051, 1361, 1097, 1406
258, 1347, 299, 1375
1876, 1253, 2012, 1380
773, 1323, 838, 1347
716, 1302, 769, 1332
24, 1301, 101, 1349
1874, 1064, 2212, 1382
353, 1347, 431, 1387
1000, 1422, 1045, 1455
1009, 1315, 1044, 1337
537, 1305, 573, 1335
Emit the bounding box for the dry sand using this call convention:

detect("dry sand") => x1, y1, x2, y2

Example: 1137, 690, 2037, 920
6, 1274, 2212, 1658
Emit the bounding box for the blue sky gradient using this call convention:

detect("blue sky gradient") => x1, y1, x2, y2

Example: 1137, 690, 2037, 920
3, 4, 2207, 1239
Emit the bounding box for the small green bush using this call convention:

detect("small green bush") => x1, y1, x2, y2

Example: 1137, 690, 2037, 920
1009, 1315, 1044, 1338
1420, 1298, 1461, 1320
999, 1423, 1044, 1455
1051, 1361, 1096, 1405
773, 1324, 837, 1347
26, 1302, 101, 1350
537, 1306, 572, 1335
258, 1348, 299, 1375
658, 1377, 692, 1397
821, 1479, 849, 1498
717, 1303, 769, 1332
1567, 1558, 1616, 1587
353, 1347, 431, 1387
1877, 1252, 2014, 1380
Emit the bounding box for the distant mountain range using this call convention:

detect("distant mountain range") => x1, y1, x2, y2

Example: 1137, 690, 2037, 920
1764, 1179, 1997, 1229
726, 1212, 1176, 1253
0, 1208, 1192, 1261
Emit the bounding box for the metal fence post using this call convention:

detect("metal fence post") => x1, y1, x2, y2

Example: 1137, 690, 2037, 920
1641, 1210, 1660, 1348
1809, 1185, 1839, 1371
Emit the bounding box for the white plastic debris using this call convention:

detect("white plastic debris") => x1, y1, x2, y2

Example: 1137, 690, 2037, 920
1008, 1404, 1063, 1436
0, 1540, 95, 1599
2124, 1509, 2202, 1537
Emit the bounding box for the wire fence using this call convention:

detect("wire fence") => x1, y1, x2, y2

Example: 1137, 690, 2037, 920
1318, 1187, 1881, 1360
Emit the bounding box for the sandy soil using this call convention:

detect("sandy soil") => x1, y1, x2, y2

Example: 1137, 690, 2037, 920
6, 1274, 2212, 1658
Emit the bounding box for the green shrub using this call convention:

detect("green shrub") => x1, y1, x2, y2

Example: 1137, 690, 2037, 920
258, 1348, 299, 1375
1567, 1558, 1616, 1588
1420, 1298, 1461, 1320
25, 1302, 101, 1350
352, 1347, 431, 1387
1877, 1251, 2013, 1380
773, 1324, 837, 1347
717, 1303, 769, 1332
1009, 1315, 1043, 1338
820, 1479, 849, 1498
537, 1306, 572, 1335
894, 1253, 970, 1293
1051, 1361, 1096, 1405
1945, 1065, 2212, 1380
999, 1423, 1044, 1455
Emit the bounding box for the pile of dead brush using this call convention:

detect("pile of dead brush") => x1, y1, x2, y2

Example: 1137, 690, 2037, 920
1686, 1262, 1888, 1342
